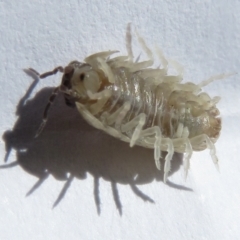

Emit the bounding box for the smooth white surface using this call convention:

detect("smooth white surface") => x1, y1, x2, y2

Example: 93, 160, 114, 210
0, 1, 240, 239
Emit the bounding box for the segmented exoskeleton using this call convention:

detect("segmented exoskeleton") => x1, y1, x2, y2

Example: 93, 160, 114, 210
30, 24, 232, 183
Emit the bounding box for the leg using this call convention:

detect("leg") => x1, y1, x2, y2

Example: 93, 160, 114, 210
183, 138, 193, 179
155, 46, 168, 71
161, 138, 174, 183
156, 47, 183, 83
198, 72, 236, 88
174, 123, 184, 138
107, 56, 129, 68
85, 51, 118, 83
95, 57, 115, 83
172, 122, 193, 178
121, 113, 146, 147
85, 51, 119, 62
122, 118, 162, 170
129, 28, 154, 71
103, 102, 131, 126
167, 59, 184, 80
190, 134, 219, 170
135, 29, 154, 66
126, 23, 134, 62
35, 87, 59, 137
76, 102, 129, 141
85, 50, 119, 73
138, 126, 162, 170
87, 89, 112, 100
171, 137, 193, 179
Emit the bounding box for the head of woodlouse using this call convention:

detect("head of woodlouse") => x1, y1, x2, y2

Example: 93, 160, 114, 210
62, 61, 101, 100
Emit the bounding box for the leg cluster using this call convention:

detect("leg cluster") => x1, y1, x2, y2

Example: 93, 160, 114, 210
124, 24, 219, 182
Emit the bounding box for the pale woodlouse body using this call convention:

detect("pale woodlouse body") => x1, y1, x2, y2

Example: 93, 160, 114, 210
30, 24, 232, 183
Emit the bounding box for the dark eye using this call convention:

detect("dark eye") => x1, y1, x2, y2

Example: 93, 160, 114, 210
80, 73, 85, 81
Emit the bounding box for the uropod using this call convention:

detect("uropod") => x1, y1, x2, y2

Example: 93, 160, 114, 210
29, 24, 233, 183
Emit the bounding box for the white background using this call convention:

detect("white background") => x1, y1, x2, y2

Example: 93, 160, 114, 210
0, 1, 240, 239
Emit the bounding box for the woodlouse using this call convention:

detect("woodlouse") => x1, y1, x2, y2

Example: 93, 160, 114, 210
29, 24, 233, 183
